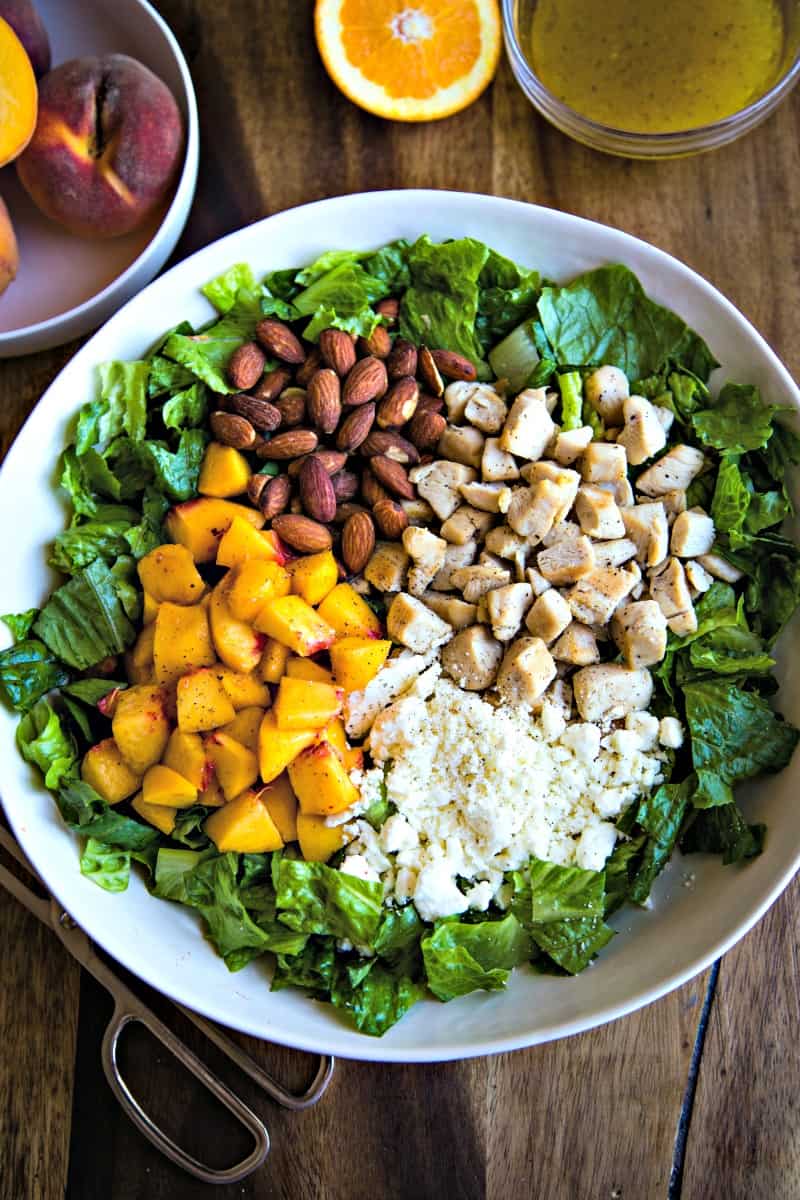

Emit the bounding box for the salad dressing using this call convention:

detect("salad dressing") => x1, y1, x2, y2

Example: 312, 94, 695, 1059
530, 0, 785, 133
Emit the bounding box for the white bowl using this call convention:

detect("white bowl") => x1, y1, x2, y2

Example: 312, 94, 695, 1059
0, 0, 198, 358
1, 190, 798, 1063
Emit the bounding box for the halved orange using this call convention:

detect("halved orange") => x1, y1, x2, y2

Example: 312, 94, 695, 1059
315, 0, 502, 122
0, 16, 37, 167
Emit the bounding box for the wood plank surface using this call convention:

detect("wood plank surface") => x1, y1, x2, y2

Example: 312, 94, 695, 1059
0, 2, 798, 1198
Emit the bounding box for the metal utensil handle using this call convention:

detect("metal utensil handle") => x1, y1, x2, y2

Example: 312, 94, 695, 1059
101, 999, 270, 1185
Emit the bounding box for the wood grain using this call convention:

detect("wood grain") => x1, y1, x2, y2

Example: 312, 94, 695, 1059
0, 2, 798, 1197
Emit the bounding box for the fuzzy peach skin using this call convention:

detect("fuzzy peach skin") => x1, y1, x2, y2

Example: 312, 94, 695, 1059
17, 53, 185, 239
0, 0, 50, 77
0, 197, 18, 296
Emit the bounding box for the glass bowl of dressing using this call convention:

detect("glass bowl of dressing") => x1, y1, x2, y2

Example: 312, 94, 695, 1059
502, 0, 800, 157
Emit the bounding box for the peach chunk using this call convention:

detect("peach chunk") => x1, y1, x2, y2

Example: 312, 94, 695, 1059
142, 591, 160, 625
131, 792, 176, 836
0, 196, 19, 297
214, 668, 271, 711
226, 559, 291, 624
209, 582, 265, 674
254, 594, 335, 657
198, 442, 251, 499
124, 622, 156, 685
153, 601, 216, 686
142, 764, 197, 809
288, 742, 360, 817
296, 811, 346, 863
262, 773, 298, 842
0, 16, 36, 167
216, 518, 289, 568
330, 637, 392, 693
288, 550, 338, 606
165, 499, 265, 563
81, 737, 141, 804
257, 711, 318, 784
220, 705, 266, 753
137, 543, 205, 605
111, 684, 170, 775
204, 731, 259, 800
163, 729, 213, 791
259, 637, 291, 683
0, 1, 50, 77
274, 677, 343, 731
317, 583, 382, 640
285, 657, 334, 685
176, 667, 236, 733
198, 774, 225, 808
17, 54, 184, 238
205, 789, 284, 854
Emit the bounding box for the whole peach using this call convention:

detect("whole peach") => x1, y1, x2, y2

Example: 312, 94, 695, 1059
17, 54, 185, 239
0, 0, 50, 77
0, 197, 19, 296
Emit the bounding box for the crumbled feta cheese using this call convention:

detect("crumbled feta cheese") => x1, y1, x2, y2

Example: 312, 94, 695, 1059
659, 716, 684, 748
339, 854, 381, 884
575, 821, 617, 871
560, 722, 601, 762
464, 880, 495, 911
395, 867, 417, 903
625, 710, 661, 752
379, 813, 419, 854
413, 860, 469, 922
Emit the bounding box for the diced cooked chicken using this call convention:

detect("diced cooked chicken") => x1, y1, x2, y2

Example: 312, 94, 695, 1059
564, 564, 639, 625
549, 621, 600, 666
481, 437, 520, 483
685, 559, 714, 595
451, 563, 512, 602
422, 593, 478, 631
574, 484, 626, 540
437, 424, 485, 470
430, 539, 478, 591
483, 525, 529, 578
544, 677, 573, 719
655, 488, 687, 523
387, 592, 453, 655
696, 551, 744, 583
584, 365, 630, 424
611, 600, 668, 668
653, 405, 675, 434
636, 444, 705, 496
616, 394, 667, 466
592, 537, 638, 568
572, 664, 654, 722
402, 526, 448, 597
364, 541, 409, 592
541, 519, 582, 548
544, 389, 560, 414
507, 480, 568, 543
553, 425, 594, 466
443, 381, 475, 422
411, 460, 477, 520
670, 508, 715, 558
459, 480, 513, 513
499, 388, 555, 461
463, 385, 508, 433
475, 595, 490, 624
487, 582, 534, 642
496, 637, 557, 707
520, 462, 581, 521
614, 477, 635, 507
668, 607, 698, 636
580, 441, 628, 484
440, 505, 494, 545
525, 589, 572, 643
345, 650, 436, 739
649, 557, 693, 618
526, 566, 553, 596
536, 534, 596, 585
622, 502, 669, 569
401, 498, 436, 525
479, 550, 506, 568
441, 624, 503, 691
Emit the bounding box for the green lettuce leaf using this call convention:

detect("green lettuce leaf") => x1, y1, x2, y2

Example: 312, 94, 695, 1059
692, 383, 777, 453
527, 857, 606, 921
330, 961, 425, 1036
627, 778, 694, 903
79, 838, 133, 892
421, 913, 531, 1002
603, 835, 646, 915
512, 858, 614, 974
16, 700, 78, 788
274, 857, 383, 946
399, 236, 490, 374
2, 609, 38, 642
50, 520, 131, 574
475, 249, 540, 348
302, 304, 380, 343
201, 263, 263, 315
124, 488, 170, 559
271, 937, 336, 995
57, 781, 160, 849
147, 356, 195, 397
681, 804, 765, 864
136, 429, 208, 502
162, 319, 252, 395
75, 361, 149, 452
557, 371, 584, 430
0, 639, 70, 712
63, 678, 125, 706
33, 558, 136, 671
487, 320, 543, 392
162, 384, 208, 432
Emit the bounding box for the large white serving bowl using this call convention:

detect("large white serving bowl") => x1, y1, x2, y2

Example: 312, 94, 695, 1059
1, 190, 798, 1063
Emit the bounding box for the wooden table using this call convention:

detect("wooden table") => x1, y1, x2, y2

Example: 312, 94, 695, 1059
1, 4, 799, 1197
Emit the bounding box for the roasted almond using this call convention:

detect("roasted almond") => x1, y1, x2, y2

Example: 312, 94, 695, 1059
251, 366, 292, 403
336, 402, 375, 453
370, 455, 415, 500
415, 392, 445, 415
258, 429, 318, 460
431, 348, 478, 382
343, 356, 389, 406
307, 368, 342, 435
361, 468, 389, 507
360, 429, 420, 465
255, 318, 306, 365
376, 377, 419, 429
408, 408, 446, 452
295, 347, 322, 388
275, 387, 306, 427
210, 410, 257, 450
231, 393, 282, 432
246, 473, 270, 506
258, 473, 292, 519
358, 324, 391, 359
342, 511, 376, 574
331, 469, 359, 502
375, 297, 400, 326
417, 345, 444, 397
299, 456, 337, 523
334, 502, 369, 525
228, 342, 266, 391
272, 514, 332, 553
319, 328, 356, 376
372, 497, 409, 539
387, 338, 417, 380
287, 449, 347, 478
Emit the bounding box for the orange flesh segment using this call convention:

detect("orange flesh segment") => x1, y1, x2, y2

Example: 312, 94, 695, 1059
0, 16, 37, 166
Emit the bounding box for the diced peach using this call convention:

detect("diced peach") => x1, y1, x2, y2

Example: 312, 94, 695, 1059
142, 591, 160, 625
142, 764, 198, 809
329, 637, 392, 693
274, 677, 343, 731
262, 773, 298, 842
288, 742, 360, 816
124, 622, 156, 685
131, 792, 176, 836
216, 517, 289, 568
343, 746, 364, 773
296, 811, 346, 863
137, 543, 206, 605
259, 637, 291, 683
163, 729, 213, 790
321, 718, 347, 758
112, 685, 170, 775
204, 732, 259, 801
317, 583, 382, 640
209, 582, 265, 674
153, 602, 216, 686
198, 442, 252, 499
165, 499, 264, 564
254, 594, 335, 657
81, 738, 141, 804
176, 668, 236, 733
226, 559, 291, 624
288, 550, 338, 606
220, 705, 265, 753
198, 774, 225, 808
257, 711, 318, 784
285, 657, 334, 685
214, 668, 272, 711
205, 789, 284, 853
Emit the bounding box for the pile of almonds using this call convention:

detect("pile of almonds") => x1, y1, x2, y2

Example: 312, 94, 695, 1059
213, 308, 479, 575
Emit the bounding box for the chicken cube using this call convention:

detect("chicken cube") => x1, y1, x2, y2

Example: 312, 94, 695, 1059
444, 381, 479, 423
667, 607, 698, 636
507, 480, 567, 543
622, 502, 669, 569
459, 480, 513, 513
422, 593, 478, 630
685, 559, 714, 595
525, 589, 572, 643
584, 366, 629, 424
572, 664, 653, 722
574, 484, 626, 540
554, 426, 594, 466
520, 462, 581, 522
526, 566, 553, 596
636, 445, 706, 496
441, 625, 503, 691
696, 551, 744, 583
411, 460, 477, 520
430, 540, 479, 591
464, 385, 508, 433
670, 508, 716, 558
437, 424, 485, 470
487, 582, 534, 642
536, 535, 596, 585
541, 519, 582, 548
364, 542, 409, 592
496, 637, 557, 707
451, 563, 512, 602
344, 650, 435, 739
649, 557, 693, 618
580, 441, 628, 484
564, 564, 639, 625
481, 437, 520, 483
592, 537, 638, 568
440, 505, 494, 546
616, 395, 667, 466
653, 405, 675, 434
611, 600, 668, 668
499, 389, 555, 461
402, 526, 448, 597
655, 488, 687, 523
550, 622, 601, 666
387, 593, 453, 655
483, 525, 529, 579
401, 498, 436, 525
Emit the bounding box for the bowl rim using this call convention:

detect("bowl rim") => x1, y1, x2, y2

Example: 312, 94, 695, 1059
501, 0, 800, 155
0, 0, 200, 349
2, 189, 799, 1062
